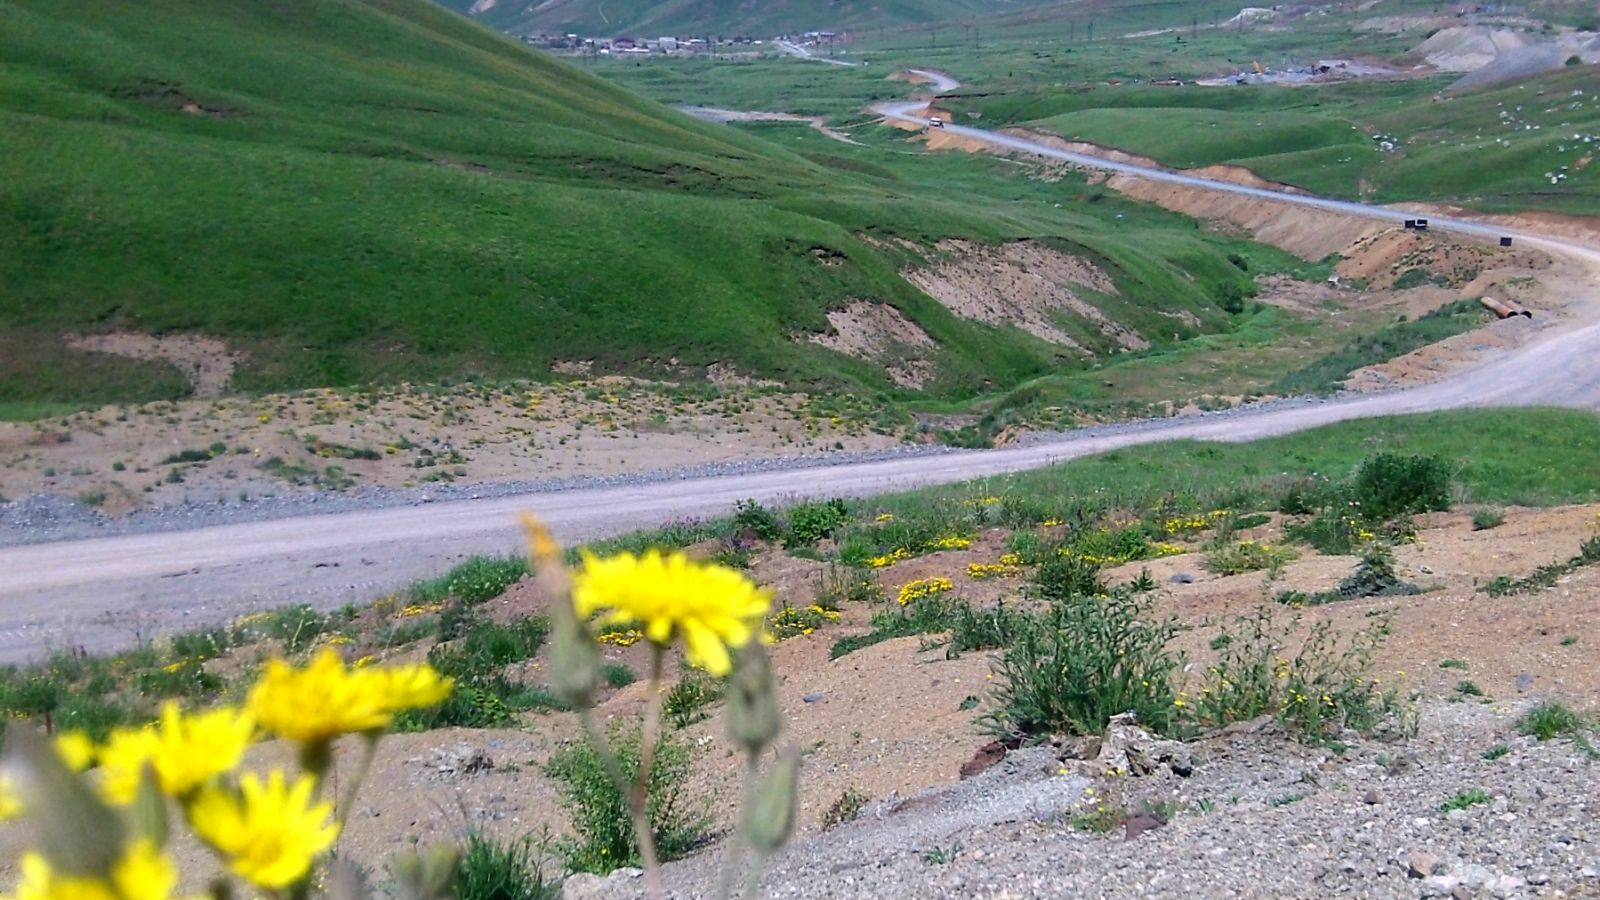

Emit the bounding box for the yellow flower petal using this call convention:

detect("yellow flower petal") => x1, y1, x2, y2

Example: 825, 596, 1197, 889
188, 770, 338, 889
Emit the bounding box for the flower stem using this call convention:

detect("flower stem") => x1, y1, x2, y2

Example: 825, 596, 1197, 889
632, 645, 667, 898
715, 754, 761, 900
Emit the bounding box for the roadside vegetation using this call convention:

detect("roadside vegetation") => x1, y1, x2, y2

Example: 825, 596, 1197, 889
3, 408, 1593, 739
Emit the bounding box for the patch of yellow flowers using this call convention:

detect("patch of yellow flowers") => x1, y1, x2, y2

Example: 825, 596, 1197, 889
0, 651, 452, 900
965, 562, 1020, 580
897, 576, 954, 606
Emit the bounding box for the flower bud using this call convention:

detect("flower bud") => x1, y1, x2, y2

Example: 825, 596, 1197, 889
550, 598, 602, 711
741, 748, 800, 855
521, 513, 601, 711
726, 644, 780, 756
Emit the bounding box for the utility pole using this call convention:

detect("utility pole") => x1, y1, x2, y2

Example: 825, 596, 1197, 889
931, 27, 937, 50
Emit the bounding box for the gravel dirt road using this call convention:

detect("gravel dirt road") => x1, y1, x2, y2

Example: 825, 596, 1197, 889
4, 76, 1600, 662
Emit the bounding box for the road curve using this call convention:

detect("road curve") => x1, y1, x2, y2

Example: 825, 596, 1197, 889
2, 71, 1599, 662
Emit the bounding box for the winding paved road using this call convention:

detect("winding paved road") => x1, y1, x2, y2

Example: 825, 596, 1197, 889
2, 69, 1598, 661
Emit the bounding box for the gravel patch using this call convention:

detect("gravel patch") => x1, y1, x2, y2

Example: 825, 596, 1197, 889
579, 702, 1600, 898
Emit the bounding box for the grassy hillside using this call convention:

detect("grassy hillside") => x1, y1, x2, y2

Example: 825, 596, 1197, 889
440, 0, 1042, 39
950, 66, 1600, 210
0, 0, 1280, 413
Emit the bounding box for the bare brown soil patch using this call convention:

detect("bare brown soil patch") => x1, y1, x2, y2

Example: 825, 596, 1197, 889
65, 332, 241, 398
902, 239, 1143, 352
802, 300, 937, 388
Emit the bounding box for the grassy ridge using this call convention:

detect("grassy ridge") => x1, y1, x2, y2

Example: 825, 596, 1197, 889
0, 0, 1289, 411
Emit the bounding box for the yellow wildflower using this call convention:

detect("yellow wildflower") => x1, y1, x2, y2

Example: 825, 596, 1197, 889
573, 549, 772, 676
188, 771, 338, 889
5, 841, 178, 900
249, 650, 445, 744
371, 663, 453, 711
98, 703, 254, 803
896, 577, 953, 606
54, 730, 96, 772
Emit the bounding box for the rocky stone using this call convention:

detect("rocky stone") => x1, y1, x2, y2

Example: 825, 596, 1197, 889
1123, 811, 1167, 841
1363, 788, 1383, 805
960, 741, 1010, 780
1409, 851, 1444, 878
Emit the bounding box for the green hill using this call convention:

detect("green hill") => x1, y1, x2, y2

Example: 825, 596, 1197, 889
0, 0, 1270, 413
440, 0, 1035, 39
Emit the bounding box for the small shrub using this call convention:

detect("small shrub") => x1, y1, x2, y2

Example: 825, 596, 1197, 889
546, 725, 709, 874
602, 663, 636, 688
1335, 543, 1421, 599
981, 590, 1185, 739
1439, 658, 1467, 670
663, 674, 723, 728
1455, 680, 1484, 697
1481, 744, 1510, 761
1349, 452, 1451, 520
732, 499, 784, 541
1439, 788, 1490, 813
1192, 607, 1410, 741
820, 787, 870, 830
454, 833, 558, 900
1030, 550, 1105, 600
1471, 508, 1505, 531
785, 498, 849, 546
1205, 540, 1297, 577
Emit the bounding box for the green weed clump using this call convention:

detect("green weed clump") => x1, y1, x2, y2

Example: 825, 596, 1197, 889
1484, 530, 1600, 597
413, 557, 528, 606
454, 833, 558, 900
820, 788, 870, 830
1191, 608, 1413, 742
403, 618, 552, 729
1471, 508, 1506, 531
1439, 788, 1491, 813
545, 725, 709, 874
664, 674, 723, 728
980, 590, 1186, 739
785, 499, 850, 546
1205, 539, 1297, 577
1285, 453, 1452, 554
1516, 701, 1596, 757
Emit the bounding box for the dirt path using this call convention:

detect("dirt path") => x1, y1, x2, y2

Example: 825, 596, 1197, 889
4, 74, 1600, 662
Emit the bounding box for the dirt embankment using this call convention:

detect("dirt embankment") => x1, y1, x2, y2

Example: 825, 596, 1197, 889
801, 300, 938, 388
901, 239, 1145, 352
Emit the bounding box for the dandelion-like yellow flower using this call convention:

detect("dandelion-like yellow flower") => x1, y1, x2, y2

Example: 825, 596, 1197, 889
98, 703, 255, 803
573, 550, 771, 676
188, 771, 338, 889
370, 663, 453, 711
4, 840, 179, 900
247, 650, 450, 744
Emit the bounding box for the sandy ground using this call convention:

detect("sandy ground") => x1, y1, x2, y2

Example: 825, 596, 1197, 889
4, 503, 1591, 880
0, 379, 901, 515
